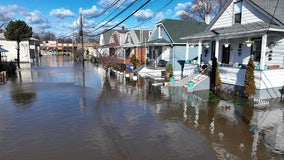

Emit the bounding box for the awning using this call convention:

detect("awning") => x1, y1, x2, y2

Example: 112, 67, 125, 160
0, 48, 8, 52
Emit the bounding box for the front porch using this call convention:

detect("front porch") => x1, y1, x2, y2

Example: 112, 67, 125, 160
219, 66, 284, 99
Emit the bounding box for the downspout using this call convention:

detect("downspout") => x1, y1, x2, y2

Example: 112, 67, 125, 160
198, 41, 202, 65
215, 39, 219, 61
260, 34, 267, 70
186, 42, 189, 61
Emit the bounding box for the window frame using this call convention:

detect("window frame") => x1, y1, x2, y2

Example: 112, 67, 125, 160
234, 0, 242, 24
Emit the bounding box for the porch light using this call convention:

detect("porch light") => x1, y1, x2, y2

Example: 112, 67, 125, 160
224, 40, 230, 48
245, 39, 254, 47
189, 43, 197, 48
204, 43, 210, 48
224, 43, 230, 48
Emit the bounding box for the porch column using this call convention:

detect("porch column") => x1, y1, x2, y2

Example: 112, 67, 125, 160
260, 34, 267, 70
198, 41, 202, 65
186, 42, 189, 60
215, 39, 219, 61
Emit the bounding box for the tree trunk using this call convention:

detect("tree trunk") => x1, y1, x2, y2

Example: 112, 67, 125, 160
17, 41, 20, 68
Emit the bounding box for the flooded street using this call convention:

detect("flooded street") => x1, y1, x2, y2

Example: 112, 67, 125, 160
0, 56, 283, 160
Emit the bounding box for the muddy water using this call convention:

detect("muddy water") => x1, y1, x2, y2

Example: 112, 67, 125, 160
0, 56, 283, 160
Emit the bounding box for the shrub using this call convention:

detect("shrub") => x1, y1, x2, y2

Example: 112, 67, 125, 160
165, 64, 173, 77
0, 61, 17, 76
130, 55, 139, 69
211, 57, 222, 92
244, 56, 256, 98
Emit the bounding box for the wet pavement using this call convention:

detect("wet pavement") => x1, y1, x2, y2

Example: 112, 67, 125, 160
0, 56, 283, 160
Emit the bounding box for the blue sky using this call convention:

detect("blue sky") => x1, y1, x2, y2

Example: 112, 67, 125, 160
0, 0, 192, 38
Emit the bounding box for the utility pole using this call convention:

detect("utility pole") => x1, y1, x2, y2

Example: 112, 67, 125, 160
79, 12, 85, 67
72, 30, 74, 62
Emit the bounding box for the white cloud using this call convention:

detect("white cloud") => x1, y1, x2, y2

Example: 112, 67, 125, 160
0, 5, 23, 22
98, 0, 114, 7
155, 12, 164, 22
24, 10, 49, 24
22, 10, 52, 31
134, 9, 154, 22
175, 2, 192, 11
175, 10, 189, 17
165, 9, 172, 15
80, 5, 101, 17
49, 8, 75, 19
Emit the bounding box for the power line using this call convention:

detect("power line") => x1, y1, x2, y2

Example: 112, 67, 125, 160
268, 0, 280, 30
131, 0, 173, 29
93, 0, 151, 37
88, 0, 121, 18
91, 0, 139, 32
93, 0, 129, 25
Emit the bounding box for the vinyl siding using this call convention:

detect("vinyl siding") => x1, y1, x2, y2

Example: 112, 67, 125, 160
169, 46, 186, 70
0, 40, 30, 62
241, 1, 270, 25
211, 2, 234, 29
266, 39, 284, 67
148, 27, 158, 41
211, 1, 270, 29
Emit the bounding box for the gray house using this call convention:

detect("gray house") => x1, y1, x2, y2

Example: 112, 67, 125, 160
146, 19, 208, 71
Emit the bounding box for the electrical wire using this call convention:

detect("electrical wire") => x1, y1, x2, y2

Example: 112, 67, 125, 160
92, 0, 139, 32
86, 0, 150, 37
88, 0, 121, 18
130, 0, 173, 29
93, 0, 129, 26
267, 0, 280, 30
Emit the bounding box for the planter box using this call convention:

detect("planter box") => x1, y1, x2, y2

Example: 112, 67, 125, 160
268, 65, 279, 70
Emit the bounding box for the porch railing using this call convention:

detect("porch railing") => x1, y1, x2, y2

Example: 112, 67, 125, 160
281, 85, 284, 102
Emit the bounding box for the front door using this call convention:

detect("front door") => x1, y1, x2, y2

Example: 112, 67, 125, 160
222, 45, 230, 64
211, 41, 216, 59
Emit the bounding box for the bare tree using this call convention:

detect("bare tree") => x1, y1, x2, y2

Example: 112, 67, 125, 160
43, 32, 56, 41
179, 0, 226, 22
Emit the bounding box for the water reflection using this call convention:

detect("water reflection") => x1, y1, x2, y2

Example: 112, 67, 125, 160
0, 56, 283, 160
10, 83, 36, 106
155, 87, 284, 159
250, 106, 284, 155
106, 71, 284, 159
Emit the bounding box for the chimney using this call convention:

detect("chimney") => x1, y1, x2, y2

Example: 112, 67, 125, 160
205, 12, 210, 24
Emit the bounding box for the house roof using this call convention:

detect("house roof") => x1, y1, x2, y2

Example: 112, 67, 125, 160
157, 19, 208, 43
182, 21, 284, 40
207, 0, 284, 30
101, 29, 117, 45
134, 29, 151, 43
147, 38, 170, 44
103, 33, 120, 47
183, 0, 284, 41
249, 0, 284, 25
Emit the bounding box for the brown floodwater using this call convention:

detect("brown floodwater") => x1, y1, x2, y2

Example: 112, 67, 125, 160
0, 56, 283, 160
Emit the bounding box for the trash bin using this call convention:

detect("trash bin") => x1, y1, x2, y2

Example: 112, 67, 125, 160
188, 81, 194, 88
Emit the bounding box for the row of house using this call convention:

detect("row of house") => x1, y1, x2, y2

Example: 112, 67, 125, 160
1, 0, 284, 99
98, 0, 284, 99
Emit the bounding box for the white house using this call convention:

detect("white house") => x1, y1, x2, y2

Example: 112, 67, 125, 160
0, 32, 39, 63
181, 0, 284, 99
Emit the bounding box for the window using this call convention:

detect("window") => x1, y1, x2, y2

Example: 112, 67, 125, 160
127, 34, 131, 43
251, 38, 261, 62
234, 1, 242, 24
158, 25, 162, 39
